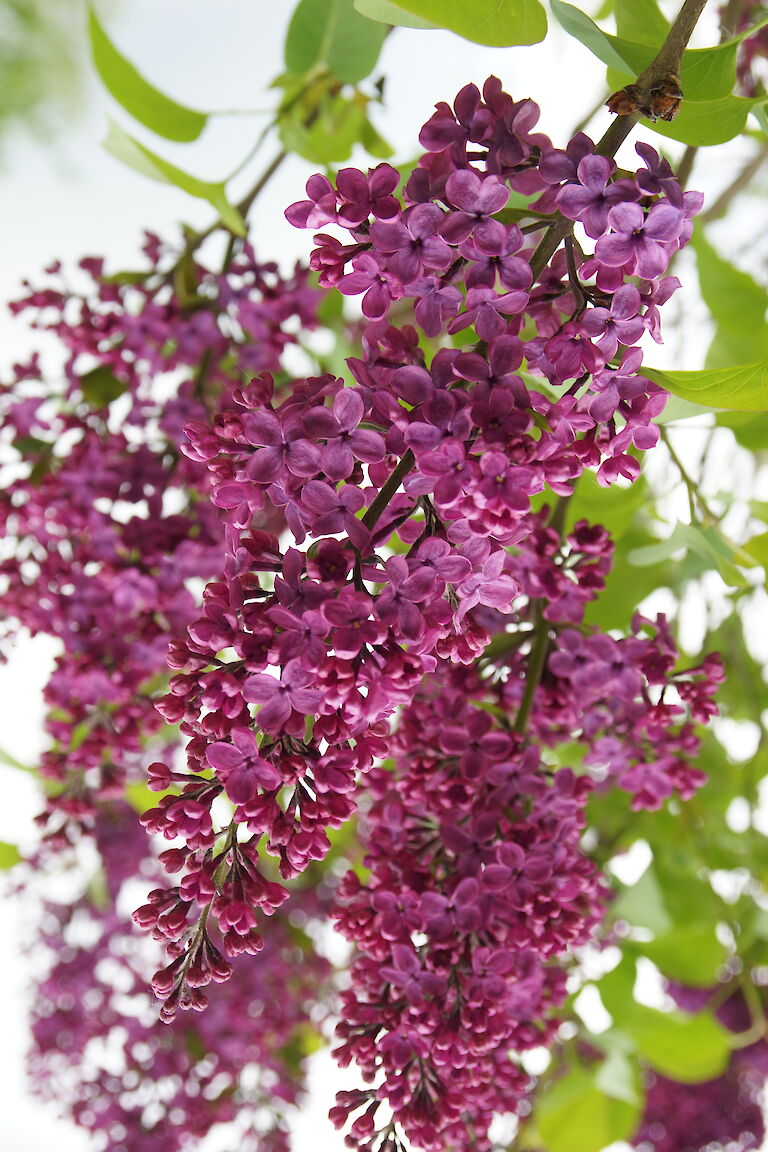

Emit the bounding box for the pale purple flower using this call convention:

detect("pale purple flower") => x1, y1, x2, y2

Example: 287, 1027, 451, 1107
206, 728, 281, 803
243, 659, 322, 733
556, 155, 640, 239
595, 201, 685, 278
440, 169, 509, 246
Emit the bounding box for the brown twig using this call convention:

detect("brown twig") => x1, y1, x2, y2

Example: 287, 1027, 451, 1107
529, 0, 711, 281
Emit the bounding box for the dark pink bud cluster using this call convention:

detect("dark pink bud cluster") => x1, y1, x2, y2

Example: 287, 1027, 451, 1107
332, 664, 601, 1152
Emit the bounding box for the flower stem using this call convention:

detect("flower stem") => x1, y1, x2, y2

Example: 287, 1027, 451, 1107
362, 449, 416, 531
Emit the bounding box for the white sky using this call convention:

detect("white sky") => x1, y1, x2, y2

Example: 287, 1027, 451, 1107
0, 1, 760, 1150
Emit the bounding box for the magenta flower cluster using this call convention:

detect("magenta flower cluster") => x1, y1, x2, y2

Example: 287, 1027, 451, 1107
120, 77, 723, 1152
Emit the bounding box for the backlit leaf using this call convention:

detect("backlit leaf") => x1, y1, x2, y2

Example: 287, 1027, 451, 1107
636, 925, 728, 986
614, 0, 668, 46
285, 0, 387, 84
353, 0, 436, 29
692, 231, 768, 370
89, 6, 207, 142
537, 1065, 643, 1152
627, 1005, 731, 1082
102, 119, 245, 235
644, 360, 768, 412
376, 0, 548, 46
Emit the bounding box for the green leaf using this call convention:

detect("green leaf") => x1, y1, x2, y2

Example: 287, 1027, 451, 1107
0, 841, 22, 870
102, 119, 245, 236
88, 6, 207, 142
636, 925, 728, 986
626, 1004, 731, 1082
744, 531, 768, 568
552, 2, 747, 103
597, 956, 638, 1020
629, 522, 754, 587
715, 410, 768, 451
360, 115, 395, 157
644, 360, 768, 412
0, 745, 34, 773
692, 231, 768, 369
611, 863, 673, 935
614, 0, 668, 46
378, 0, 548, 45
594, 1046, 642, 1106
285, 0, 387, 84
537, 1065, 643, 1152
353, 0, 436, 29
78, 365, 127, 407
279, 92, 368, 163
549, 2, 631, 71
606, 42, 741, 103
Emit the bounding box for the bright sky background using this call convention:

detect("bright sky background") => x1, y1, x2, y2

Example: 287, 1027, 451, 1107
0, 1, 758, 1150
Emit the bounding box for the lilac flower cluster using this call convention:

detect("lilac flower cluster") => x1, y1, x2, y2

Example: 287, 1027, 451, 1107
127, 78, 723, 1150
329, 576, 719, 1150
332, 665, 600, 1152
0, 68, 726, 1152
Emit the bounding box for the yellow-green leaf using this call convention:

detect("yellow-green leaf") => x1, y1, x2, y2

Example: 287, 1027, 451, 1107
635, 925, 728, 987
103, 119, 245, 236
383, 0, 547, 46
644, 360, 768, 412
627, 1005, 731, 1082
537, 1065, 643, 1152
285, 0, 387, 84
354, 0, 435, 29
89, 6, 207, 142
0, 841, 22, 869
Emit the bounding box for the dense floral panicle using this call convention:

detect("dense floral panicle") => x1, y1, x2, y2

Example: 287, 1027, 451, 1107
331, 660, 601, 1152
133, 79, 715, 1097
328, 511, 716, 1149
